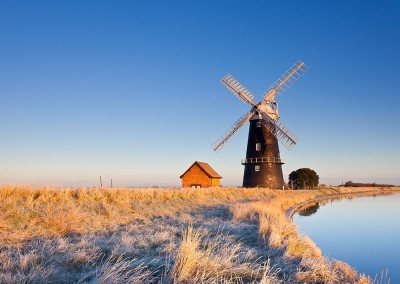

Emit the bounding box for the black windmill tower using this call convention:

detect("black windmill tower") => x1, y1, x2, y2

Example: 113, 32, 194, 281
213, 61, 308, 189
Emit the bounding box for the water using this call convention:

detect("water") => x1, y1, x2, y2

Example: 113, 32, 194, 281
294, 193, 400, 282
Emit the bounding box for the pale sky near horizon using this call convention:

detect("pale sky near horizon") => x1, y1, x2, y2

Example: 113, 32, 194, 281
1, 1, 399, 187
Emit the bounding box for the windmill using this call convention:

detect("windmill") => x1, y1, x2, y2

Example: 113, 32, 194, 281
212, 61, 308, 188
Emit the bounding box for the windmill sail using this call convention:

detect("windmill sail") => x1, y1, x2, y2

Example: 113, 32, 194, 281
259, 112, 299, 150
220, 74, 256, 106
215, 60, 305, 152
212, 111, 255, 152
263, 61, 308, 102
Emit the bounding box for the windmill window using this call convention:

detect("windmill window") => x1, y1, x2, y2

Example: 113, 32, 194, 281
255, 165, 260, 171
256, 143, 261, 151
257, 121, 262, 128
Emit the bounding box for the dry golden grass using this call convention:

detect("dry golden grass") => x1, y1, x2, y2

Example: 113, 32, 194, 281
170, 225, 280, 283
171, 225, 244, 282
0, 185, 279, 244
1, 184, 398, 283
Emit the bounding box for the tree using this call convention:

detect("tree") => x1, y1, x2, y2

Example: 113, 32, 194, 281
344, 181, 354, 187
288, 168, 319, 189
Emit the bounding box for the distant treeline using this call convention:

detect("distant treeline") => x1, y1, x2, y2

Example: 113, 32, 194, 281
343, 181, 394, 187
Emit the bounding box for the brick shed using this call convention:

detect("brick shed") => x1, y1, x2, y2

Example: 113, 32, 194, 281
180, 161, 222, 188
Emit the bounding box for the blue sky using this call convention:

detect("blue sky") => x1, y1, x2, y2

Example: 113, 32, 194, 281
1, 1, 399, 187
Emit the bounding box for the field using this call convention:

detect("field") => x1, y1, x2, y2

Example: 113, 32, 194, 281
1, 185, 399, 283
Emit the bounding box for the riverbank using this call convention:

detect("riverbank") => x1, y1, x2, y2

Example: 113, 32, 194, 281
293, 192, 400, 283
229, 186, 400, 283
287, 187, 400, 220
0, 185, 399, 283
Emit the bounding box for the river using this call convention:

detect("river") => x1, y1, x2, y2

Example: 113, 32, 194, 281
293, 193, 400, 282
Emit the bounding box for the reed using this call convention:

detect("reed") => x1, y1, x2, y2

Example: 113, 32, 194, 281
0, 185, 278, 244
1, 184, 398, 283
170, 225, 280, 283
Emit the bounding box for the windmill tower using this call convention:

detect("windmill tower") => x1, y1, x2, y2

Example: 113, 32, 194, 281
212, 61, 308, 189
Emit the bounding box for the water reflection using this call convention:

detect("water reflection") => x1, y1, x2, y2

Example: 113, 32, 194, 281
298, 202, 320, 216
297, 194, 379, 217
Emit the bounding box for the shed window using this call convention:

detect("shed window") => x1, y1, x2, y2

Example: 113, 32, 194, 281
255, 165, 260, 172
191, 184, 201, 188
256, 143, 261, 151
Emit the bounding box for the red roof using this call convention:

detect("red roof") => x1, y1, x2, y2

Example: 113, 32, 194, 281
180, 161, 222, 179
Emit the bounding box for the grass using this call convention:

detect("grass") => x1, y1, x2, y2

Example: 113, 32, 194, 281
0, 185, 280, 244
170, 225, 280, 283
0, 184, 399, 283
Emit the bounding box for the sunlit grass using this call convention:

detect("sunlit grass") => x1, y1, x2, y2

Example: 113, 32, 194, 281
0, 185, 279, 244
0, 184, 398, 283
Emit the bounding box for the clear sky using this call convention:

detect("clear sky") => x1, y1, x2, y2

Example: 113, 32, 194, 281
1, 1, 399, 187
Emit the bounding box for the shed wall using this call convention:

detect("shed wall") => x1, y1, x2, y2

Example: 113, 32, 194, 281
211, 178, 220, 187
181, 164, 213, 188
